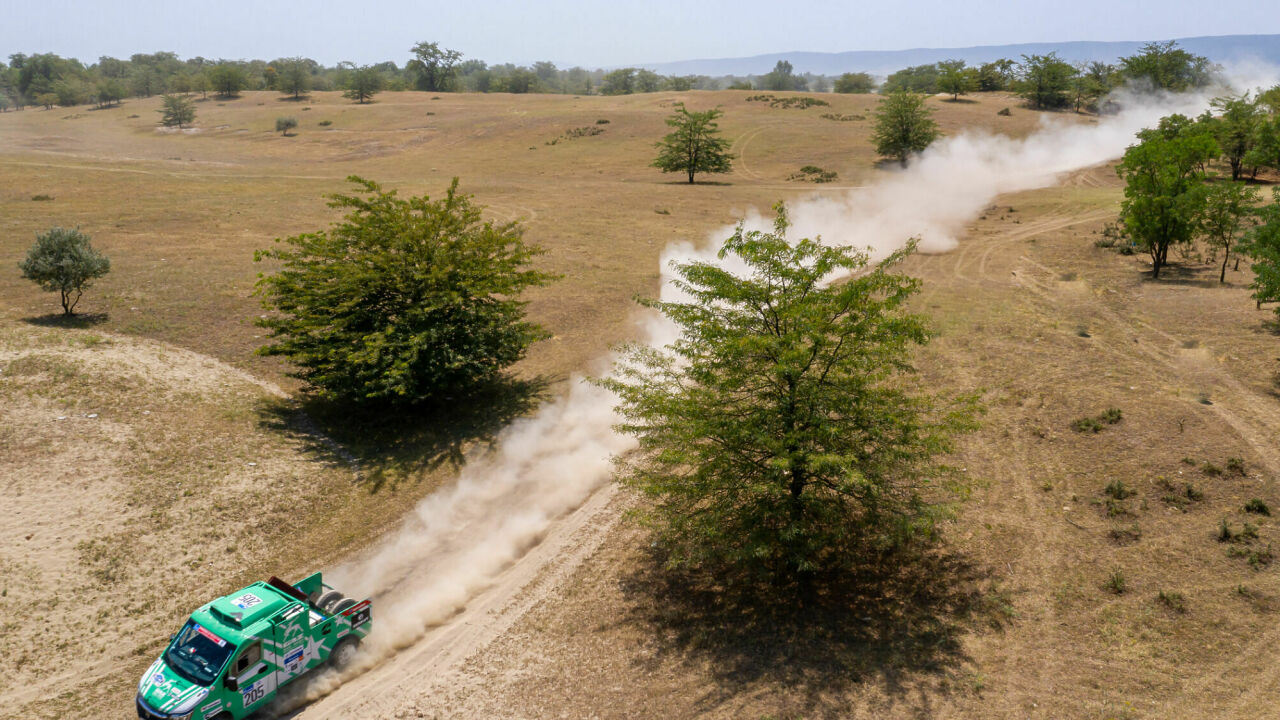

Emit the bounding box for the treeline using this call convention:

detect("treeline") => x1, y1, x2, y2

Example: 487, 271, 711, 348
879, 41, 1216, 110
0, 40, 1218, 111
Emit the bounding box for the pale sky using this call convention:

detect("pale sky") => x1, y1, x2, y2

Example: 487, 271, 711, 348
5, 0, 1279, 69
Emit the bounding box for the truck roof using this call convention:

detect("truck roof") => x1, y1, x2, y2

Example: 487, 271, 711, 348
191, 581, 301, 642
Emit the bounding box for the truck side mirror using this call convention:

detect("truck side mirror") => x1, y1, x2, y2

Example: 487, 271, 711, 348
224, 676, 239, 692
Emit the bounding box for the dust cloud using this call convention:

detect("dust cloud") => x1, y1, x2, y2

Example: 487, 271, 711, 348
290, 65, 1276, 707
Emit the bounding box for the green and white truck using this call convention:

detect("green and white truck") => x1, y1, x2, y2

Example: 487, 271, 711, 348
135, 573, 371, 720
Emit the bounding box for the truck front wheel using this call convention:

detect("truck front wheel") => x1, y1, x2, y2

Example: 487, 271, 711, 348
331, 637, 360, 671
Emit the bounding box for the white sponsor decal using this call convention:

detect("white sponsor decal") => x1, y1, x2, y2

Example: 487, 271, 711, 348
232, 593, 262, 610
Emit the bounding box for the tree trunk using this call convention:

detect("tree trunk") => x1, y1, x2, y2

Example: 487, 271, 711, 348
1221, 250, 1230, 283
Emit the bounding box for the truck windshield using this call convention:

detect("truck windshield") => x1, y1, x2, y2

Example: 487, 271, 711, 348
164, 620, 236, 686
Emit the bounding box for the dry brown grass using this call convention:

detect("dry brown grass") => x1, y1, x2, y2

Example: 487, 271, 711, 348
2, 90, 1278, 718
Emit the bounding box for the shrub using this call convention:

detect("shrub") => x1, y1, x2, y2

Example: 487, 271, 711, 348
596, 118, 610, 124
318, 119, 333, 127
31, 194, 53, 201
1226, 457, 1246, 476
1104, 479, 1136, 500
1110, 524, 1142, 544
997, 107, 1012, 116
276, 116, 298, 135
1245, 498, 1271, 516
18, 227, 111, 315
1202, 461, 1223, 477
1157, 590, 1187, 613
1072, 408, 1123, 433
1105, 569, 1127, 594
788, 165, 839, 183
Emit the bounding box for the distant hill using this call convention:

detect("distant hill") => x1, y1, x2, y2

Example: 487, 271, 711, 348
642, 34, 1280, 77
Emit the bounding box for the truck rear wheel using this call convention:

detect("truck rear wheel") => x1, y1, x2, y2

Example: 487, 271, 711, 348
331, 637, 360, 671
333, 598, 356, 614
317, 590, 344, 613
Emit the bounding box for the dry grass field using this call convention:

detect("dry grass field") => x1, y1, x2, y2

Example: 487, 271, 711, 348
2, 89, 1279, 719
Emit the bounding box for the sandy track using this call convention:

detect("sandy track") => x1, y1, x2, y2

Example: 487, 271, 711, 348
289, 485, 623, 719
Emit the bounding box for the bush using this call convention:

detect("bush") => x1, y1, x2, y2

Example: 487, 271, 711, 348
1157, 590, 1187, 613
1071, 409, 1121, 433
1226, 457, 1246, 476
318, 120, 333, 127
1245, 498, 1271, 516
596, 118, 610, 124
31, 194, 53, 201
997, 107, 1012, 116
254, 177, 554, 406
1105, 569, 1127, 594
276, 116, 298, 135
1104, 479, 1137, 500
1202, 461, 1223, 477
18, 227, 111, 315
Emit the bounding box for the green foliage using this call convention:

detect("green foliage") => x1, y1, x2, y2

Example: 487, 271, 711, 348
207, 63, 247, 97
1017, 53, 1076, 110
1157, 590, 1187, 613
1245, 499, 1271, 516
407, 41, 462, 92
976, 59, 1017, 91
95, 78, 126, 108
936, 60, 975, 100
275, 57, 310, 99
18, 227, 111, 315
1237, 189, 1280, 313
254, 177, 553, 406
1118, 41, 1213, 92
882, 64, 940, 94
1209, 94, 1263, 181
746, 94, 828, 109
157, 93, 195, 128
761, 60, 806, 92
833, 72, 875, 94
275, 116, 298, 135
1104, 479, 1136, 500
872, 92, 939, 166
341, 65, 383, 103
1117, 125, 1219, 278
1104, 569, 1127, 594
600, 68, 636, 95
788, 165, 838, 183
1197, 182, 1259, 283
1072, 408, 1122, 433
601, 204, 979, 586
651, 103, 734, 184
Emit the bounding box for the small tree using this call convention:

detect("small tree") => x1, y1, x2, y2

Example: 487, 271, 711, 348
833, 72, 875, 94
1209, 94, 1262, 181
407, 41, 462, 92
276, 116, 298, 135
1117, 128, 1219, 279
1198, 182, 1259, 283
936, 60, 974, 101
158, 93, 195, 128
19, 227, 111, 315
254, 177, 554, 405
651, 103, 734, 184
601, 204, 978, 588
207, 63, 247, 98
342, 65, 383, 103
1238, 190, 1280, 311
872, 91, 939, 166
276, 57, 310, 99
761, 60, 805, 92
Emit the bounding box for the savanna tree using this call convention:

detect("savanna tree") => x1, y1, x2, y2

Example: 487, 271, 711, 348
19, 227, 111, 315
651, 103, 734, 183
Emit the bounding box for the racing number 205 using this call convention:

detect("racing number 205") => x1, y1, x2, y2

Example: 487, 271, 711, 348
242, 683, 265, 705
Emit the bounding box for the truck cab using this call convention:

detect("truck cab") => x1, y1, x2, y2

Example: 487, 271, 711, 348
136, 573, 370, 720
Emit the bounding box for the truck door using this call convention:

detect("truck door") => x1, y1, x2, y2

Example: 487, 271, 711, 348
228, 641, 275, 716
272, 604, 312, 687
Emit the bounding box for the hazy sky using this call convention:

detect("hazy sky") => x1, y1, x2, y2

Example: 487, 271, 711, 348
6, 0, 1280, 68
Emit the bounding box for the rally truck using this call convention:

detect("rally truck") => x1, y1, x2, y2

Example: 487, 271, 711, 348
135, 573, 371, 720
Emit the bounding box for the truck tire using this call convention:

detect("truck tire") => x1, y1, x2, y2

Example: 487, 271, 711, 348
333, 598, 357, 614
330, 637, 360, 671
317, 590, 344, 613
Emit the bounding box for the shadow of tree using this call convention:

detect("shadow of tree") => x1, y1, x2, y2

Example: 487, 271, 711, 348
21, 312, 109, 328
257, 374, 552, 492
620, 546, 1011, 717
1139, 263, 1227, 288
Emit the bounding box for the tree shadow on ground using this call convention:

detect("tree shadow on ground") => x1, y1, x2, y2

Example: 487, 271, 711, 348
1138, 263, 1226, 288
620, 547, 1011, 718
257, 374, 552, 493
21, 312, 109, 329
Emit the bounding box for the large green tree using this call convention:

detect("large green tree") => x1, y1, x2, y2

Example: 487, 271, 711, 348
871, 91, 939, 166
407, 42, 461, 92
1119, 41, 1213, 92
254, 177, 553, 405
1209, 94, 1262, 181
602, 205, 978, 587
275, 57, 310, 99
1017, 53, 1076, 110
651, 103, 734, 183
342, 65, 384, 103
936, 60, 974, 101
207, 63, 247, 97
1198, 182, 1259, 283
1238, 190, 1280, 312
19, 227, 111, 315
761, 60, 805, 92
1117, 127, 1219, 279
833, 72, 875, 94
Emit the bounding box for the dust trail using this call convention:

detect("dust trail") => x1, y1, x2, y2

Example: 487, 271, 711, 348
290, 66, 1275, 708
